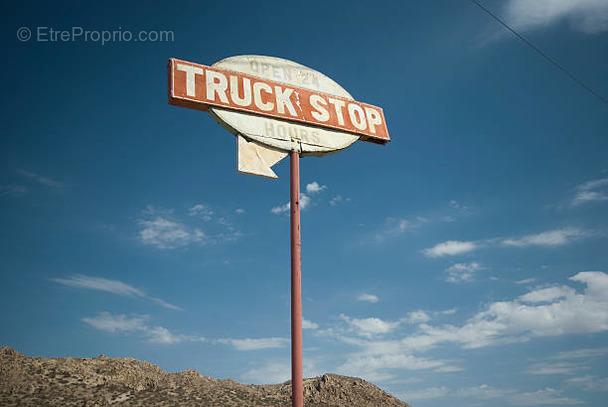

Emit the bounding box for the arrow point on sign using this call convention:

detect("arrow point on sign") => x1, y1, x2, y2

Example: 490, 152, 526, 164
237, 135, 288, 179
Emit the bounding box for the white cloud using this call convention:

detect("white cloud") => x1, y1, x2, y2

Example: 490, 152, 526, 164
138, 205, 241, 249
188, 203, 214, 221
16, 169, 64, 189
218, 337, 289, 351
400, 386, 450, 401
146, 326, 201, 345
241, 359, 320, 385
405, 272, 608, 350
516, 278, 537, 285
83, 312, 148, 333
0, 185, 27, 197
553, 347, 608, 360
565, 375, 608, 392
271, 203, 290, 214
405, 310, 432, 324
317, 273, 608, 387
242, 361, 290, 384
82, 312, 204, 344
338, 351, 451, 381
502, 228, 587, 247
305, 181, 326, 194
235, 208, 245, 214
519, 286, 576, 303
424, 241, 477, 257
509, 388, 583, 405
51, 274, 181, 310
329, 195, 350, 206
332, 271, 608, 380
302, 319, 319, 330
357, 293, 379, 303
401, 384, 580, 405
526, 361, 587, 375
425, 227, 591, 257
573, 178, 608, 205
271, 193, 311, 214
455, 384, 515, 399
505, 0, 608, 34
139, 216, 204, 249
340, 314, 401, 338
445, 262, 482, 283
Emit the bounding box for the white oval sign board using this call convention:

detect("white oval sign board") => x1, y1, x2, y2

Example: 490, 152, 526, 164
208, 55, 359, 157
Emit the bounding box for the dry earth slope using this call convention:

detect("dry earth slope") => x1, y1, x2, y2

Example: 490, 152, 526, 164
1, 347, 410, 406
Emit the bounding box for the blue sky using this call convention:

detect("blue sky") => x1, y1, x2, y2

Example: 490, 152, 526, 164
2, 0, 608, 406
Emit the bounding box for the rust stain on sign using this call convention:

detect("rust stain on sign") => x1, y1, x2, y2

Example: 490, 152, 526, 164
168, 58, 390, 145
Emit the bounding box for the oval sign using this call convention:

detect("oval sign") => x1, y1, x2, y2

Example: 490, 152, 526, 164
208, 55, 360, 156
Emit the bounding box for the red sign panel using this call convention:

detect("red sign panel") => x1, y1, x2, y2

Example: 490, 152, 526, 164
168, 58, 390, 144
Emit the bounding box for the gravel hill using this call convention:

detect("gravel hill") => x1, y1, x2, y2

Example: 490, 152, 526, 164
1, 347, 410, 406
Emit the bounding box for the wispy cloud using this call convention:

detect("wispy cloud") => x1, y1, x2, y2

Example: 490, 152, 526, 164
454, 384, 516, 400
138, 205, 241, 249
565, 375, 608, 392
552, 346, 608, 360
82, 312, 204, 344
271, 181, 337, 214
320, 272, 608, 382
400, 386, 450, 401
139, 216, 205, 249
400, 384, 579, 405
305, 181, 326, 194
357, 293, 379, 303
519, 286, 576, 303
303, 319, 319, 330
242, 361, 291, 384
502, 228, 588, 247
504, 0, 608, 34
516, 278, 537, 285
374, 218, 412, 242
83, 312, 148, 333
241, 359, 320, 385
339, 314, 401, 338
51, 274, 181, 310
404, 310, 432, 324
509, 387, 583, 405
424, 241, 477, 258
329, 195, 350, 206
188, 204, 214, 221
271, 193, 311, 214
526, 361, 588, 375
217, 337, 289, 351
17, 169, 64, 189
572, 178, 608, 205
408, 272, 608, 350
0, 185, 27, 197
445, 262, 483, 283
424, 227, 591, 257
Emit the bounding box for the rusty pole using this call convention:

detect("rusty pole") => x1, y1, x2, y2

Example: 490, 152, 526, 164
290, 150, 303, 407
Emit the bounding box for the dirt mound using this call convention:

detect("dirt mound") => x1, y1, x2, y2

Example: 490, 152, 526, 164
0, 347, 409, 406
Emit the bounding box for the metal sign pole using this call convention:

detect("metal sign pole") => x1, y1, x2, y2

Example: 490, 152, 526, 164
290, 150, 303, 407
168, 55, 390, 407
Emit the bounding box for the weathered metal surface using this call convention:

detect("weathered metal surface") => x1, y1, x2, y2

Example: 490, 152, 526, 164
168, 56, 390, 156
237, 135, 287, 179
290, 151, 303, 407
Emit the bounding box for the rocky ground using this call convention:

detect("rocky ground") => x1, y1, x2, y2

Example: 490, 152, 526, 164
0, 347, 410, 406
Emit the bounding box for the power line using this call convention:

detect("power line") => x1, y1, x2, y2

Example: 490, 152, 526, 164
471, 0, 608, 108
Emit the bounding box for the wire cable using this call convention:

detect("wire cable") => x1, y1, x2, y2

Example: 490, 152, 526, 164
471, 0, 608, 108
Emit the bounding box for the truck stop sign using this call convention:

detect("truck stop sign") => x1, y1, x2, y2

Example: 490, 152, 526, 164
168, 55, 390, 178
168, 54, 390, 407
